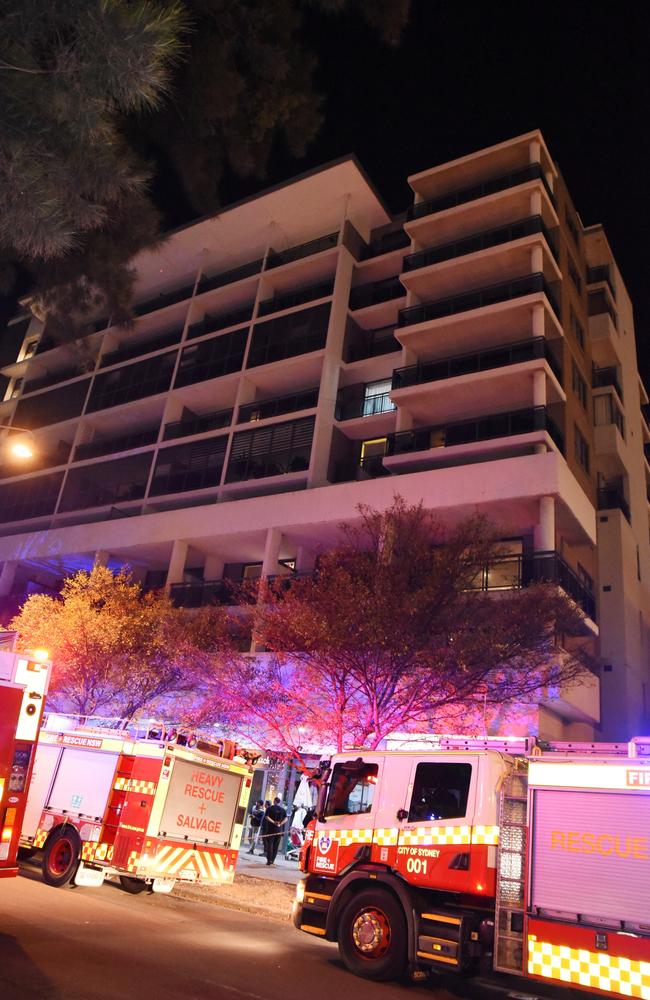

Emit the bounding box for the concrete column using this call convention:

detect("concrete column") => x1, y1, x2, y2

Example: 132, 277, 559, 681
94, 551, 110, 567
533, 369, 547, 407
529, 190, 542, 216
534, 496, 555, 552
529, 140, 541, 164
165, 539, 188, 589
295, 546, 315, 575
261, 527, 283, 579
0, 560, 17, 597
532, 303, 545, 338
204, 554, 225, 581
530, 245, 544, 274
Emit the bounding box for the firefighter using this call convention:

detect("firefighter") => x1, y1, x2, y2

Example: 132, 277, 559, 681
263, 797, 287, 866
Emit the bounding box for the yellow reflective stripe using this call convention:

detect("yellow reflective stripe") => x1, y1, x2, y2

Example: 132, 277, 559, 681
528, 936, 650, 997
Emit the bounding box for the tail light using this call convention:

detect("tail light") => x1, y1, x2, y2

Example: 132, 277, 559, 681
1, 807, 17, 842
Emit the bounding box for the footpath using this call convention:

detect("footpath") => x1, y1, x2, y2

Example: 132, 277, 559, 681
172, 849, 301, 921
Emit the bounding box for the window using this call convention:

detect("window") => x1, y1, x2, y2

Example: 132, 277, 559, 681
408, 762, 472, 822
22, 339, 38, 361
362, 379, 396, 417
565, 210, 580, 246
570, 308, 585, 350
226, 416, 315, 482
572, 361, 588, 408
360, 437, 386, 472
568, 257, 583, 295
574, 424, 590, 473
325, 760, 378, 817
242, 563, 262, 581
577, 563, 594, 594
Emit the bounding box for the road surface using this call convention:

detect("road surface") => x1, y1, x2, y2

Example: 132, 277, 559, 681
1, 869, 562, 1000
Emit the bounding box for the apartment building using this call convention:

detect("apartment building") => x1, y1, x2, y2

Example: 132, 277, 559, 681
0, 131, 647, 740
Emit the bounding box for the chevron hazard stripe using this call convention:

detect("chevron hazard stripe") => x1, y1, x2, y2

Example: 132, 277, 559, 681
148, 845, 230, 882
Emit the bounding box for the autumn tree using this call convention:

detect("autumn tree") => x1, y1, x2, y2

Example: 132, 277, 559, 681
205, 497, 591, 752
8, 565, 229, 719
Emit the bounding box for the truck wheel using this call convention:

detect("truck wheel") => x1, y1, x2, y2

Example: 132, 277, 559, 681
42, 828, 81, 887
337, 889, 407, 981
119, 876, 148, 894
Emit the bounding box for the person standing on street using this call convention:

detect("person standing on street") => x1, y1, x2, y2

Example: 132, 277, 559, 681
247, 799, 265, 854
263, 797, 287, 866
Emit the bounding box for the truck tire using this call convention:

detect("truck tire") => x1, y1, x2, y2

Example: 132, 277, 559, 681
42, 828, 81, 887
337, 888, 407, 981
119, 876, 148, 894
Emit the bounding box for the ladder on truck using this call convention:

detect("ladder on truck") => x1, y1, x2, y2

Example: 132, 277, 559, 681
493, 765, 528, 975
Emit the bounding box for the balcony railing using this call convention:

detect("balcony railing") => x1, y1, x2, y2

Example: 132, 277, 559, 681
87, 371, 174, 411
397, 273, 560, 328
149, 465, 223, 497
471, 550, 596, 621
225, 447, 311, 484
187, 305, 253, 340
163, 409, 233, 441
594, 392, 625, 438
197, 259, 263, 295
336, 392, 396, 421
407, 162, 556, 222
246, 328, 326, 369
266, 232, 339, 269
402, 216, 559, 273
386, 405, 564, 457
24, 363, 91, 394
344, 325, 401, 362
392, 336, 563, 391
257, 280, 333, 317
587, 265, 616, 301
169, 579, 238, 608
349, 277, 405, 311
133, 281, 196, 317
359, 229, 411, 260
74, 429, 158, 462
238, 388, 319, 424
593, 366, 623, 401
174, 353, 244, 388
100, 329, 182, 368
597, 487, 630, 522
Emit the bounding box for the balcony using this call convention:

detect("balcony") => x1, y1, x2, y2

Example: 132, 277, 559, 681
149, 465, 223, 497
246, 304, 330, 370
23, 363, 91, 394
187, 304, 253, 340
133, 280, 196, 317
344, 325, 401, 363
257, 280, 333, 318
86, 365, 175, 412
100, 329, 182, 368
597, 486, 630, 522
238, 387, 318, 424
593, 366, 623, 401
587, 265, 616, 301
225, 416, 314, 484
197, 259, 263, 295
169, 579, 237, 608
267, 232, 339, 269
359, 229, 411, 260
398, 273, 560, 330
392, 337, 563, 391
163, 409, 233, 441
403, 216, 558, 276
385, 405, 564, 463
74, 428, 158, 461
336, 390, 396, 422
349, 277, 405, 312
407, 163, 555, 222
471, 550, 596, 621
0, 441, 72, 479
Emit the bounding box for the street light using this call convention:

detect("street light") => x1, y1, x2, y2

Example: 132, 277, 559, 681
0, 424, 36, 461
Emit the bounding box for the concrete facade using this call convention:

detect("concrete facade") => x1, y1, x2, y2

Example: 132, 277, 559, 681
0, 132, 647, 738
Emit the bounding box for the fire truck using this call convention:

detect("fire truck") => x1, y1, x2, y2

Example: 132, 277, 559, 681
0, 647, 51, 878
294, 735, 650, 1000
20, 718, 254, 893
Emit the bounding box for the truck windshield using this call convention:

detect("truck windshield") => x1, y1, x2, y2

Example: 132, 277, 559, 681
324, 761, 378, 817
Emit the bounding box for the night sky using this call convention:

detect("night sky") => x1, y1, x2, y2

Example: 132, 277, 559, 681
163, 2, 650, 383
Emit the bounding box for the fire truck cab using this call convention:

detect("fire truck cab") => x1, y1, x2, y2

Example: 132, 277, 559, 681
294, 737, 650, 1000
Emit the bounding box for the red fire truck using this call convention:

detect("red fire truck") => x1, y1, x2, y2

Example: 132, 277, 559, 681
294, 736, 650, 1000
20, 719, 254, 893
0, 648, 51, 878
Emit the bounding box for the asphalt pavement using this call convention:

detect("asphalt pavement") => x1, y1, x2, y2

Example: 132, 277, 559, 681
1, 869, 566, 1000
